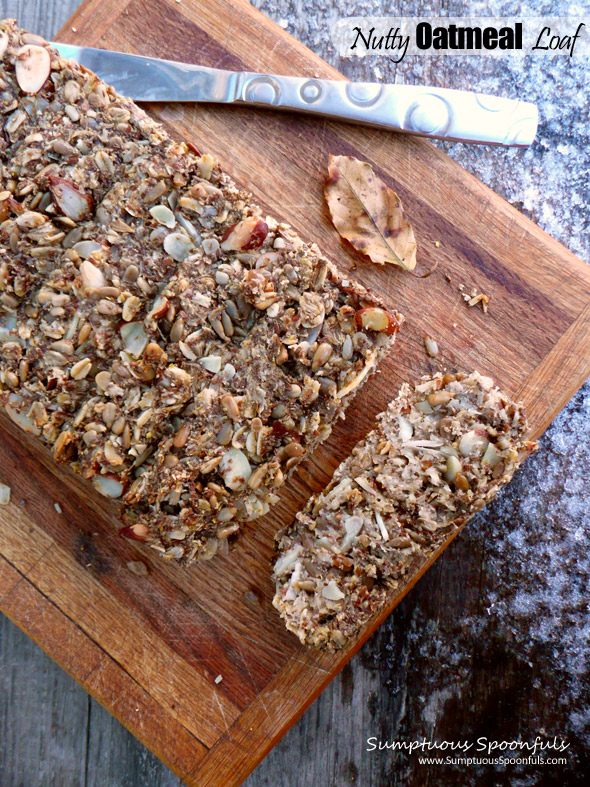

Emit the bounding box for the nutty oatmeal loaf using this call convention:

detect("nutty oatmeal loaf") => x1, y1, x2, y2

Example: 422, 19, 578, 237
273, 372, 537, 648
0, 21, 402, 562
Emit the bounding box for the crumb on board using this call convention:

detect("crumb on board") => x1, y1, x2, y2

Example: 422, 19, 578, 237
126, 561, 149, 577
458, 283, 490, 313
434, 240, 441, 247
424, 336, 439, 357
215, 674, 223, 684
0, 482, 10, 505
54, 502, 62, 514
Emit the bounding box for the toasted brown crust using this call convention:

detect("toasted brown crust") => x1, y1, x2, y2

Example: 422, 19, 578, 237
273, 371, 537, 648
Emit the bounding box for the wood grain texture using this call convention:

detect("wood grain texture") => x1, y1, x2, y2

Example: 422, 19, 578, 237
1, 0, 589, 785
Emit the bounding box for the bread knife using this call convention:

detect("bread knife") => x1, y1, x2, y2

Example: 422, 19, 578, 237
53, 43, 538, 147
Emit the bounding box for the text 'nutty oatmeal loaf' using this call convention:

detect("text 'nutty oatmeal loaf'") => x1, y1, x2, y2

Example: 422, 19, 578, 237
0, 21, 402, 562
273, 372, 537, 648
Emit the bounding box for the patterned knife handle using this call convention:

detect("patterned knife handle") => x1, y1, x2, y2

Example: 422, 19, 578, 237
236, 73, 538, 146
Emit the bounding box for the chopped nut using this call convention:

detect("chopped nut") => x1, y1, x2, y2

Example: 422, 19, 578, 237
219, 448, 252, 490
93, 475, 124, 498
119, 523, 150, 541
354, 307, 399, 335
220, 217, 268, 251
453, 472, 470, 491
216, 523, 239, 539
427, 390, 454, 407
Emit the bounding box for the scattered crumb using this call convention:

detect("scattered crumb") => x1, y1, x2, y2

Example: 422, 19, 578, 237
459, 283, 490, 313
0, 482, 10, 505
467, 292, 490, 312
444, 272, 452, 283
126, 560, 149, 577
278, 18, 289, 29
424, 336, 439, 357
54, 502, 62, 514
214, 674, 223, 684
434, 240, 440, 247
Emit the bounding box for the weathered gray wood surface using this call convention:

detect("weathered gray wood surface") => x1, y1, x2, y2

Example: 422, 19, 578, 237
1, 1, 589, 785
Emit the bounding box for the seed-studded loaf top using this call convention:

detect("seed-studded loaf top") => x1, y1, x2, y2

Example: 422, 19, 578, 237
0, 20, 402, 562
273, 372, 537, 648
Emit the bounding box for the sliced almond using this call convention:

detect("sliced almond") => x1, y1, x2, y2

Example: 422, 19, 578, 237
321, 580, 345, 601
93, 475, 124, 499
80, 259, 106, 290
199, 355, 222, 373
73, 240, 102, 259
149, 204, 176, 228
459, 429, 489, 457
49, 176, 93, 222
15, 45, 50, 94
163, 231, 192, 261
482, 442, 500, 466
398, 415, 413, 441
120, 322, 148, 358
0, 32, 9, 60
147, 294, 169, 321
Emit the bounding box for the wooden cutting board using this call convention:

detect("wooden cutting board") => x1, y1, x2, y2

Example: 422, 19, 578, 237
1, 0, 590, 784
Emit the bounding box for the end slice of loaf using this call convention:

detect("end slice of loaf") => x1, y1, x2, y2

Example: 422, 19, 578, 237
272, 371, 537, 648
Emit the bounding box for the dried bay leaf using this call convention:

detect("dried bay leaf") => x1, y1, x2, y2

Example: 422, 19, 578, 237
325, 154, 417, 270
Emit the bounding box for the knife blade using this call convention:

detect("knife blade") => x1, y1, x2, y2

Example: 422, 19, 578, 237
53, 43, 538, 147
